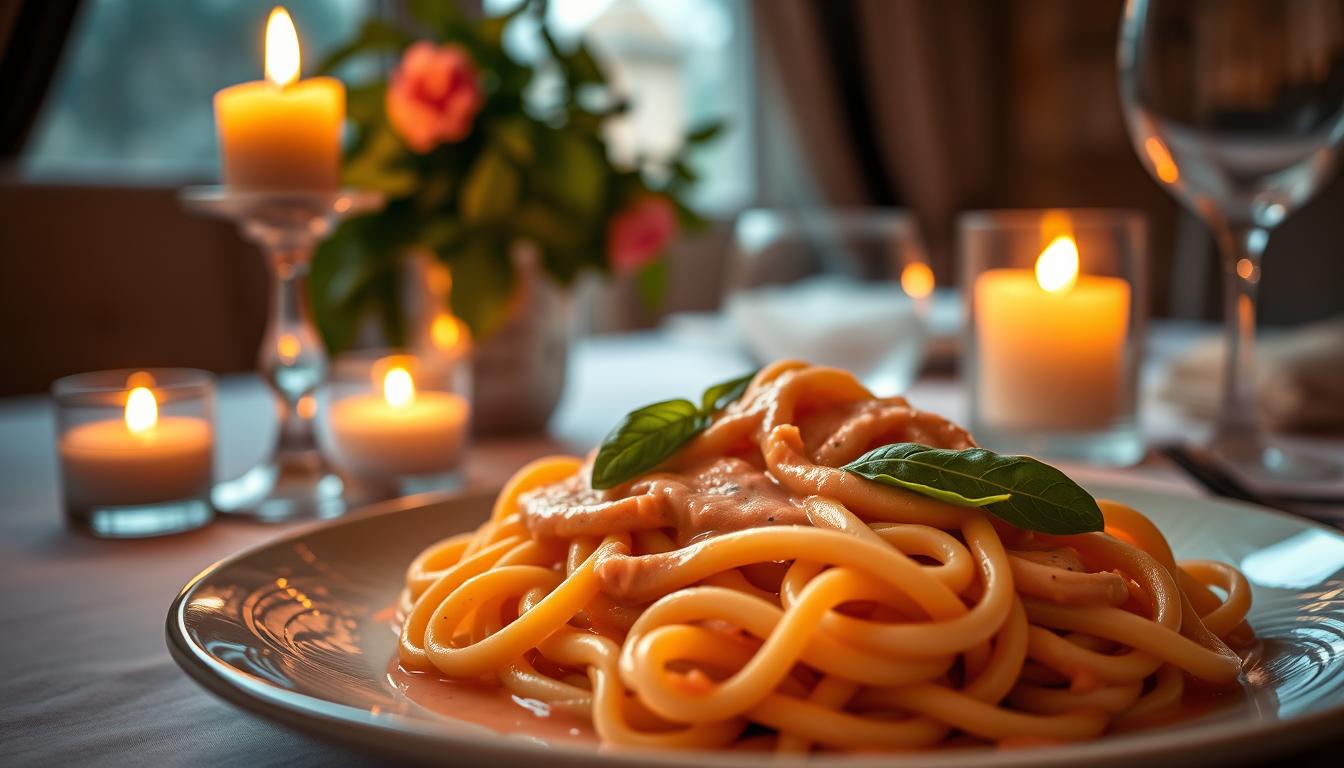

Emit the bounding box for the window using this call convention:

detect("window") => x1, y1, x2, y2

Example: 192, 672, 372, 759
22, 0, 370, 182
24, 0, 754, 212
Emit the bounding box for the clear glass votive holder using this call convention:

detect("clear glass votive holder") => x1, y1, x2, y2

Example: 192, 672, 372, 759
53, 369, 216, 537
318, 348, 471, 498
960, 210, 1147, 466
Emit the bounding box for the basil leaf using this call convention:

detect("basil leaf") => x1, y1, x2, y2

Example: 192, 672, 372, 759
700, 370, 758, 413
591, 399, 708, 490
842, 443, 1103, 534
867, 475, 1011, 507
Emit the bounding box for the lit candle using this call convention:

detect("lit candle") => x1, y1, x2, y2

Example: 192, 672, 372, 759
974, 234, 1131, 430
214, 7, 345, 190
59, 384, 214, 507
326, 361, 469, 477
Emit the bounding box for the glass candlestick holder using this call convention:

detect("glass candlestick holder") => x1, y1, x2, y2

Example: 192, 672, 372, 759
53, 368, 216, 537
180, 187, 383, 520
960, 209, 1147, 466
318, 348, 471, 500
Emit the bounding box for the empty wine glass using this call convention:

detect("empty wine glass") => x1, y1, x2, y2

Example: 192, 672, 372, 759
723, 208, 935, 395
1118, 0, 1344, 479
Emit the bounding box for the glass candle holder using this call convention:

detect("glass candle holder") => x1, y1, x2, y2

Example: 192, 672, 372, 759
318, 348, 471, 498
960, 210, 1147, 466
53, 369, 216, 537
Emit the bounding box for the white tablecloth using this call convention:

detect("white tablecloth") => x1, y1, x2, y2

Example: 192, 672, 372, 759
2, 327, 1340, 766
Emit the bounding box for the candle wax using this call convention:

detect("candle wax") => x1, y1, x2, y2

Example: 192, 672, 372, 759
214, 77, 344, 190
326, 392, 469, 478
60, 417, 213, 507
974, 268, 1131, 431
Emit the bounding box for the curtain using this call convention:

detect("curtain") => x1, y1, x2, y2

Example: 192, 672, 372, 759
0, 0, 81, 157
752, 0, 997, 281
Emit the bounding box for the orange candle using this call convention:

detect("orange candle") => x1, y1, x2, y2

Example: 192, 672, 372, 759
974, 235, 1131, 431
214, 7, 344, 190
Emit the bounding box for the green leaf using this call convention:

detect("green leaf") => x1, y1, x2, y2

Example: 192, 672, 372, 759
634, 258, 667, 313
460, 150, 519, 223
492, 118, 535, 165
533, 129, 606, 218
515, 202, 581, 250
310, 215, 392, 354
345, 82, 389, 127
592, 400, 709, 490
569, 42, 605, 84
405, 0, 466, 38
480, 0, 530, 48
669, 160, 697, 184
866, 476, 1011, 507
445, 236, 515, 339
342, 123, 418, 197
685, 120, 726, 144
700, 370, 757, 413
842, 444, 1104, 535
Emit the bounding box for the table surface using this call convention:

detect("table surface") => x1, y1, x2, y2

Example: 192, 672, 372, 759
2, 325, 1341, 767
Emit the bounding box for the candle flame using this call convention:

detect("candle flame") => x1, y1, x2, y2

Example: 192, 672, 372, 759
1035, 235, 1079, 294
384, 367, 415, 409
126, 371, 156, 389
125, 387, 158, 434
899, 262, 935, 299
431, 313, 462, 350
265, 7, 301, 88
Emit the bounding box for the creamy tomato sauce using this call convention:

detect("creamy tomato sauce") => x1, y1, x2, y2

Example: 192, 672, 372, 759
389, 660, 599, 746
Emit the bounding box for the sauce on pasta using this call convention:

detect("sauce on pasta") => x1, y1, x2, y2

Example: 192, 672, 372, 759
395, 362, 1254, 752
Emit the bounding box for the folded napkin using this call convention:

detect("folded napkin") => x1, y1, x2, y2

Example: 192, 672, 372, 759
1161, 317, 1344, 433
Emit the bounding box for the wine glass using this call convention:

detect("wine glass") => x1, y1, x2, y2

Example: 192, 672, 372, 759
1118, 0, 1344, 480
723, 208, 935, 395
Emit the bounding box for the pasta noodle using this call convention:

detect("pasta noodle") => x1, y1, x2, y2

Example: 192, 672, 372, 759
397, 362, 1253, 752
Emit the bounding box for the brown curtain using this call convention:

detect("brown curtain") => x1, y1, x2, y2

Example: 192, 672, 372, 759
0, 0, 81, 156
752, 0, 997, 281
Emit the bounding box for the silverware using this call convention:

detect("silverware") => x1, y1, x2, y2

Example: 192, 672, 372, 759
1158, 443, 1344, 525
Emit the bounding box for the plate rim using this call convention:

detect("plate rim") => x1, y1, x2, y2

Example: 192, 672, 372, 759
166, 485, 1344, 767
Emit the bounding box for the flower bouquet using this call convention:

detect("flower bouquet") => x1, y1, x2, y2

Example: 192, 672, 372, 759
310, 0, 721, 352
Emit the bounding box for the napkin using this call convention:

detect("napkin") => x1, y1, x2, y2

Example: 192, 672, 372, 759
724, 276, 928, 389
1160, 316, 1344, 432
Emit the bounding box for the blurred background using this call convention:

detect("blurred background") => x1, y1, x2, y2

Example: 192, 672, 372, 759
3, 0, 1344, 397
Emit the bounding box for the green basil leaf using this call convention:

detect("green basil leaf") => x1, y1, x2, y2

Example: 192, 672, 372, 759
867, 475, 1011, 507
634, 258, 667, 314
842, 443, 1103, 535
700, 370, 758, 413
592, 399, 708, 490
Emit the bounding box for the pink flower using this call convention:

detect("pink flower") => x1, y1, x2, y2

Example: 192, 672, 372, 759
386, 42, 484, 152
607, 197, 678, 274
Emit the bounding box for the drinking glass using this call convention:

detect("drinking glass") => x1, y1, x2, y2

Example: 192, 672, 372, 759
723, 208, 935, 395
1118, 0, 1344, 479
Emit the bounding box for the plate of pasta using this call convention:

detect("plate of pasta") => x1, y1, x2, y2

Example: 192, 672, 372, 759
168, 363, 1344, 767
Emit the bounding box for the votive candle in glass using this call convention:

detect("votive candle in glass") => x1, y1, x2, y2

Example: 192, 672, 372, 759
961, 210, 1146, 465
319, 349, 471, 496
53, 369, 216, 537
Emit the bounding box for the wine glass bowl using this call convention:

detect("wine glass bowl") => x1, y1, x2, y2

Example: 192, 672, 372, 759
1118, 0, 1344, 479
723, 208, 935, 395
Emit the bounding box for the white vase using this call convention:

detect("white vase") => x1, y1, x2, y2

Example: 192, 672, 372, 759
404, 245, 570, 435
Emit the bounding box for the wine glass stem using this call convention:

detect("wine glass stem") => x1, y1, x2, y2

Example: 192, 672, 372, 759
262, 245, 327, 455
1211, 224, 1268, 455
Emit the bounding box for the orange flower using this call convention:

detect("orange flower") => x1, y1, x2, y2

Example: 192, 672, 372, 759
386, 42, 484, 152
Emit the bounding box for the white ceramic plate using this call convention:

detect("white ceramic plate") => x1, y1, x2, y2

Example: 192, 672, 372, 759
167, 485, 1344, 767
